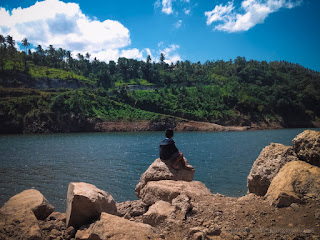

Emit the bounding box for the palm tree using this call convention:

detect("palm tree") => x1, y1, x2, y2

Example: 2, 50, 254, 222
0, 35, 6, 48
6, 35, 15, 50
21, 38, 30, 54
77, 53, 84, 61
36, 45, 43, 55
36, 45, 44, 65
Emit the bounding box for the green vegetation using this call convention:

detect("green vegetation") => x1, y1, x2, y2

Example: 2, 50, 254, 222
0, 35, 319, 133
114, 78, 153, 87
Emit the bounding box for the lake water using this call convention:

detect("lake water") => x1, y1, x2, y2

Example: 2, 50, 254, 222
0, 128, 317, 212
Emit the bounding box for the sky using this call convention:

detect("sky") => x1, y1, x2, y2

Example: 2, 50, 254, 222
0, 0, 319, 71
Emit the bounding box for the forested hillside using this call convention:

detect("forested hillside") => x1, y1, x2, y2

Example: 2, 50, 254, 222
1, 35, 319, 133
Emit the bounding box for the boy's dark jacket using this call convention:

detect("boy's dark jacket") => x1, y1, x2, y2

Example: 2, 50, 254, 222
159, 138, 179, 160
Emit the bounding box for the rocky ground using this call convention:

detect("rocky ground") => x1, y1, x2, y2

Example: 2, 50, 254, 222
129, 194, 320, 240
1, 129, 319, 240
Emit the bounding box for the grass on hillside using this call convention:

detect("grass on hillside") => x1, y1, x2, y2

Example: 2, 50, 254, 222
114, 78, 153, 87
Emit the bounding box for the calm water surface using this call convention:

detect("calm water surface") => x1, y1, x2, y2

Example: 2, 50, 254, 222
0, 128, 317, 212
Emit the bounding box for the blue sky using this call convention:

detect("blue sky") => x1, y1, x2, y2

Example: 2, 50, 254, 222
0, 0, 319, 71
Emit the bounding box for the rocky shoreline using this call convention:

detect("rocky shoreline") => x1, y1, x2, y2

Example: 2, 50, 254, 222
1, 130, 319, 240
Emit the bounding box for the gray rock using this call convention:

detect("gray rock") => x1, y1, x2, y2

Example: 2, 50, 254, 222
247, 143, 298, 196
66, 182, 117, 229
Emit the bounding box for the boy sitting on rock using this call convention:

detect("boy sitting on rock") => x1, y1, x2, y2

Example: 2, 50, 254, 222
159, 128, 191, 170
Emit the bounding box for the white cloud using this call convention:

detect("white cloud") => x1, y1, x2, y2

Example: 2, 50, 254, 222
174, 20, 183, 29
155, 0, 194, 15
161, 0, 174, 15
160, 44, 182, 63
158, 41, 165, 48
205, 0, 302, 32
120, 48, 143, 60
184, 9, 191, 15
0, 0, 142, 62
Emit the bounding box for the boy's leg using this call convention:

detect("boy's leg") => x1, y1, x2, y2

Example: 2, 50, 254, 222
172, 152, 183, 169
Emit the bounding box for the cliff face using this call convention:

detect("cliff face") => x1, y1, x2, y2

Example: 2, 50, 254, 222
0, 130, 320, 240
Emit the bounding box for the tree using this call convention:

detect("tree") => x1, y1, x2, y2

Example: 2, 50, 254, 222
6, 35, 15, 50
147, 55, 151, 64
77, 53, 84, 61
36, 45, 43, 54
160, 53, 165, 64
0, 35, 6, 48
85, 52, 91, 60
21, 38, 30, 54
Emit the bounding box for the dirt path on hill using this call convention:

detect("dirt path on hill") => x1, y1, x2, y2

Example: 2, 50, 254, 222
94, 120, 250, 132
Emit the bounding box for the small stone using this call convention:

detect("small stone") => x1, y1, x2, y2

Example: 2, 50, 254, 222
64, 226, 75, 239
315, 210, 320, 220
288, 223, 294, 227
42, 222, 57, 231
207, 227, 221, 236
193, 232, 205, 240
124, 212, 131, 219
50, 229, 61, 237
202, 221, 210, 227
303, 229, 313, 234
290, 203, 300, 210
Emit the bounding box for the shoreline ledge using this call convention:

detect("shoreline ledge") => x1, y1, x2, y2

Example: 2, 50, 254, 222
0, 129, 319, 239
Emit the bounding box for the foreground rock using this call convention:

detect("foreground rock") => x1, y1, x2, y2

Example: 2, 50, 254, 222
266, 160, 320, 207
75, 212, 161, 240
0, 189, 54, 240
0, 209, 42, 240
139, 180, 211, 205
66, 182, 117, 229
135, 158, 195, 198
247, 143, 298, 196
0, 189, 54, 220
292, 129, 320, 167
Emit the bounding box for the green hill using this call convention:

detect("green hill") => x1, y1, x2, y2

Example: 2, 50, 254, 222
1, 35, 319, 133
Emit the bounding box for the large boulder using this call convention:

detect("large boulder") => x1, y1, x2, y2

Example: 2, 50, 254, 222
266, 161, 320, 207
0, 189, 54, 240
139, 180, 211, 205
0, 189, 54, 220
135, 158, 195, 198
75, 212, 161, 240
66, 182, 117, 229
247, 143, 298, 196
292, 130, 320, 167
